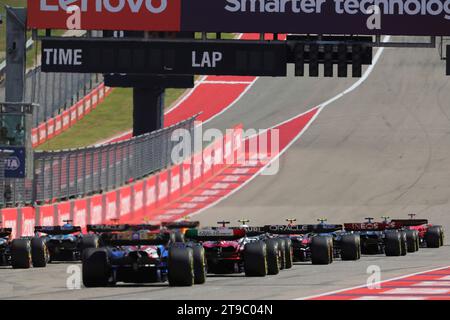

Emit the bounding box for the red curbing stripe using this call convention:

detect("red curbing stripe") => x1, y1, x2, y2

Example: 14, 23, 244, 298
307, 267, 450, 300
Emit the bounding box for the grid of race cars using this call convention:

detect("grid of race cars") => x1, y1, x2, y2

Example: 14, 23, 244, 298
0, 215, 445, 287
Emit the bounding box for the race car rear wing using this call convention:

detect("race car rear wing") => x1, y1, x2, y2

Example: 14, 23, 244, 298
161, 221, 200, 229
35, 226, 82, 235
99, 231, 171, 246
0, 228, 12, 238
344, 222, 401, 231
185, 228, 246, 241
87, 224, 161, 233
390, 219, 429, 227
263, 224, 343, 235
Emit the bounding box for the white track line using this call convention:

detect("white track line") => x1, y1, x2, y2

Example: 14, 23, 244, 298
298, 265, 450, 300
187, 36, 391, 218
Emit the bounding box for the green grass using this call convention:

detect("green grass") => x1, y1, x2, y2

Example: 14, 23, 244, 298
36, 86, 190, 151
37, 88, 133, 151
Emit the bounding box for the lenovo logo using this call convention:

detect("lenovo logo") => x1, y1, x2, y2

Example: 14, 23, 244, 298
40, 0, 168, 14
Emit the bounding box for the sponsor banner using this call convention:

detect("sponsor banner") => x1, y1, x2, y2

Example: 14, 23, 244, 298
54, 114, 63, 136
170, 164, 182, 199
182, 159, 192, 194
38, 123, 47, 145
38, 205, 55, 226
119, 186, 132, 217
145, 175, 157, 211
70, 104, 78, 125
91, 87, 99, 108
27, 0, 181, 32
105, 86, 113, 94
89, 194, 104, 225
84, 93, 92, 114
158, 171, 169, 206
31, 128, 39, 148
132, 181, 145, 221
47, 118, 55, 140
62, 109, 71, 131
181, 0, 450, 36
3, 147, 26, 178
105, 190, 118, 222
73, 199, 88, 231
98, 84, 105, 103
0, 208, 18, 239
77, 100, 85, 120
20, 207, 36, 237
57, 201, 72, 225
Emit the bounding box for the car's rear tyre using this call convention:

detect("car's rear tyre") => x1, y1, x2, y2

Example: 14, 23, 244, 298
311, 236, 333, 265
275, 238, 287, 270
265, 239, 281, 275
405, 230, 419, 252
174, 231, 185, 243
80, 235, 99, 252
426, 226, 443, 248
10, 239, 31, 269
385, 232, 402, 256
31, 237, 48, 268
283, 238, 293, 269
82, 248, 111, 287
243, 241, 267, 277
340, 234, 361, 261
191, 244, 206, 284
168, 246, 194, 286
399, 231, 408, 256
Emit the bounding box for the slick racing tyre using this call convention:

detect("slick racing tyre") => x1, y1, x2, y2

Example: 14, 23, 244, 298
283, 238, 293, 269
405, 230, 419, 253
80, 235, 99, 252
275, 238, 288, 270
191, 244, 206, 285
243, 241, 267, 277
265, 239, 281, 275
168, 246, 194, 287
174, 231, 185, 243
311, 236, 333, 265
385, 232, 402, 256
426, 226, 444, 248
399, 231, 408, 256
340, 234, 361, 261
31, 237, 48, 268
10, 239, 32, 269
82, 248, 111, 287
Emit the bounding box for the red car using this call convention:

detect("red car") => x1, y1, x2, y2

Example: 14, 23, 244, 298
391, 214, 445, 249
185, 221, 290, 277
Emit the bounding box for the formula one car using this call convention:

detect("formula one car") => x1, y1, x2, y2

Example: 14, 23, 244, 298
185, 221, 277, 277
32, 220, 98, 265
344, 217, 409, 256
236, 219, 294, 272
391, 214, 445, 249
0, 222, 41, 269
82, 224, 206, 287
248, 219, 361, 265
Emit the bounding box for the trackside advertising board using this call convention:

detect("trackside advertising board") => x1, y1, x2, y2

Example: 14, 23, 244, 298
28, 0, 450, 36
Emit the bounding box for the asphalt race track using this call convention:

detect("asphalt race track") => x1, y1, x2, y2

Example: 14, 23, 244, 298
2, 37, 450, 299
